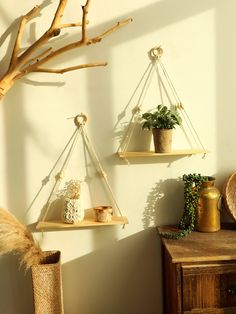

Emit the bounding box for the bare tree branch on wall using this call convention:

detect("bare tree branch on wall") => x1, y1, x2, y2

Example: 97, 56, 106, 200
0, 0, 132, 99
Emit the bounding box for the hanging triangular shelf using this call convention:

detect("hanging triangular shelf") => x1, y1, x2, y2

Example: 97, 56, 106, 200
117, 46, 208, 159
36, 216, 129, 230
118, 148, 208, 159
34, 114, 128, 231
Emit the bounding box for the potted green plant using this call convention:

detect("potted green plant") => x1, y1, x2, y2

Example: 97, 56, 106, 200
142, 104, 182, 153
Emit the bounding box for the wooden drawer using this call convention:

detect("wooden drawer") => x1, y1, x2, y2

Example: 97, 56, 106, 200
182, 263, 236, 313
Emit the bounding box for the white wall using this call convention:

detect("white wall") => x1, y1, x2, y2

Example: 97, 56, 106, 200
0, 1, 235, 313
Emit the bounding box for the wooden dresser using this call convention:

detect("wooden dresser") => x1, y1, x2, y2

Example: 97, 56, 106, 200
158, 226, 236, 314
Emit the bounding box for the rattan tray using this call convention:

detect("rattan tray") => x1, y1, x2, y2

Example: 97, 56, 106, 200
223, 171, 236, 221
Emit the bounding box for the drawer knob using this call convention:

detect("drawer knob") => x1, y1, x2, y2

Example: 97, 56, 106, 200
228, 286, 236, 295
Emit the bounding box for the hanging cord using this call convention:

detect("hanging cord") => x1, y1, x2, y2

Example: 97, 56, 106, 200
114, 61, 153, 130
158, 60, 198, 146
159, 59, 199, 147
41, 126, 81, 222
156, 62, 164, 105
159, 59, 206, 153
156, 63, 195, 148
25, 126, 81, 219
118, 60, 156, 155
156, 62, 176, 107
80, 122, 125, 221
150, 52, 197, 148
118, 47, 163, 156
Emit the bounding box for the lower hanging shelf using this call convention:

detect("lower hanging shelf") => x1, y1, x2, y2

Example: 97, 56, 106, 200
118, 148, 208, 158
36, 215, 129, 230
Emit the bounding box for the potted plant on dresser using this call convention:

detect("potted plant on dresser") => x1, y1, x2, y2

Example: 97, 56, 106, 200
160, 173, 221, 239
141, 104, 182, 153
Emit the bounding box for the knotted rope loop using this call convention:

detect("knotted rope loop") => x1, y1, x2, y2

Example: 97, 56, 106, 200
74, 113, 88, 127
148, 46, 163, 61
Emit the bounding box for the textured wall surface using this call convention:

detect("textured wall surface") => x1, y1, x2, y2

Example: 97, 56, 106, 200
0, 1, 235, 313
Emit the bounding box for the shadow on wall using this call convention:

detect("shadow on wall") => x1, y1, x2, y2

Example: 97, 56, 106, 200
62, 228, 162, 314
0, 255, 34, 314
86, 0, 216, 159
143, 178, 183, 229
0, 0, 221, 313
1, 0, 218, 206
215, 1, 236, 183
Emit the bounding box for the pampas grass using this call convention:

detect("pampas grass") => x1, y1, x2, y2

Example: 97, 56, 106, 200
0, 207, 44, 270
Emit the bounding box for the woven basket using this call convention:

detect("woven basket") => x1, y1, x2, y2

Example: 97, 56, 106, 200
31, 250, 64, 314
223, 171, 236, 221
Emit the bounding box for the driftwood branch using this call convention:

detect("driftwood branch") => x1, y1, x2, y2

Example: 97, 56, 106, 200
9, 6, 41, 70
0, 0, 132, 99
29, 61, 108, 74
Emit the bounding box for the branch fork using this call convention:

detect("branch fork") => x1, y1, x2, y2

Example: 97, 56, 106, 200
0, 0, 132, 99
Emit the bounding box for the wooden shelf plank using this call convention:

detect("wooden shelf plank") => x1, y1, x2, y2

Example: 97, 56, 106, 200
36, 216, 129, 230
118, 149, 208, 158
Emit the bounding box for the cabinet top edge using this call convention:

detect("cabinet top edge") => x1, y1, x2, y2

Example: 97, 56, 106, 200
157, 225, 236, 262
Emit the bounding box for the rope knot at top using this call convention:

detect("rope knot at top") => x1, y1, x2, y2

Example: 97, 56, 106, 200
148, 46, 163, 61
74, 113, 88, 127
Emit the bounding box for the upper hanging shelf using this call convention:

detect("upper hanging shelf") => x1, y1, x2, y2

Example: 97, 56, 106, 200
118, 149, 208, 159
116, 46, 208, 159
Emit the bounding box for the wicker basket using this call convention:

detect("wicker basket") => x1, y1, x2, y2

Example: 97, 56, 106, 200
31, 250, 64, 314
223, 171, 236, 221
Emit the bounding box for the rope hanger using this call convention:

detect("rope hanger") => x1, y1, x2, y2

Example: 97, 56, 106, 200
117, 46, 206, 157
33, 113, 125, 225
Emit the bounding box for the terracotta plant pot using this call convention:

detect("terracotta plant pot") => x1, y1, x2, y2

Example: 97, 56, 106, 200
152, 128, 173, 153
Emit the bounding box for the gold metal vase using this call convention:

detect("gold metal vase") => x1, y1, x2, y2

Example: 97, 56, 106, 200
197, 176, 221, 232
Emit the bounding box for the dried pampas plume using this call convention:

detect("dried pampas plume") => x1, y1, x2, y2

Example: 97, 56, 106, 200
0, 207, 43, 270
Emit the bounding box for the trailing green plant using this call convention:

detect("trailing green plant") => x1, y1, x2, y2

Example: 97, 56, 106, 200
160, 173, 207, 239
142, 104, 182, 130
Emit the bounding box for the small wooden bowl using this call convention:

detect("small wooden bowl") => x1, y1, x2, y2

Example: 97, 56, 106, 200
94, 206, 113, 223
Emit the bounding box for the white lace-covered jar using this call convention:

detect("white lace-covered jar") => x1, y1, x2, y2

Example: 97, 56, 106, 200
62, 198, 84, 224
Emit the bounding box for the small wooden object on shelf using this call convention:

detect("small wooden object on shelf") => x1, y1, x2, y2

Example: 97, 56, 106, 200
157, 225, 236, 314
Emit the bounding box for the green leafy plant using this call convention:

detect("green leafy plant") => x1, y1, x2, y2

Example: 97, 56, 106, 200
160, 173, 207, 239
142, 104, 182, 130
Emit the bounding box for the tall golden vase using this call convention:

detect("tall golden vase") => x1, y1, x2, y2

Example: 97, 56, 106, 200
197, 176, 221, 232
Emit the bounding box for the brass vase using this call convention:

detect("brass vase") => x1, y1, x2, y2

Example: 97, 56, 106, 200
197, 176, 221, 232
